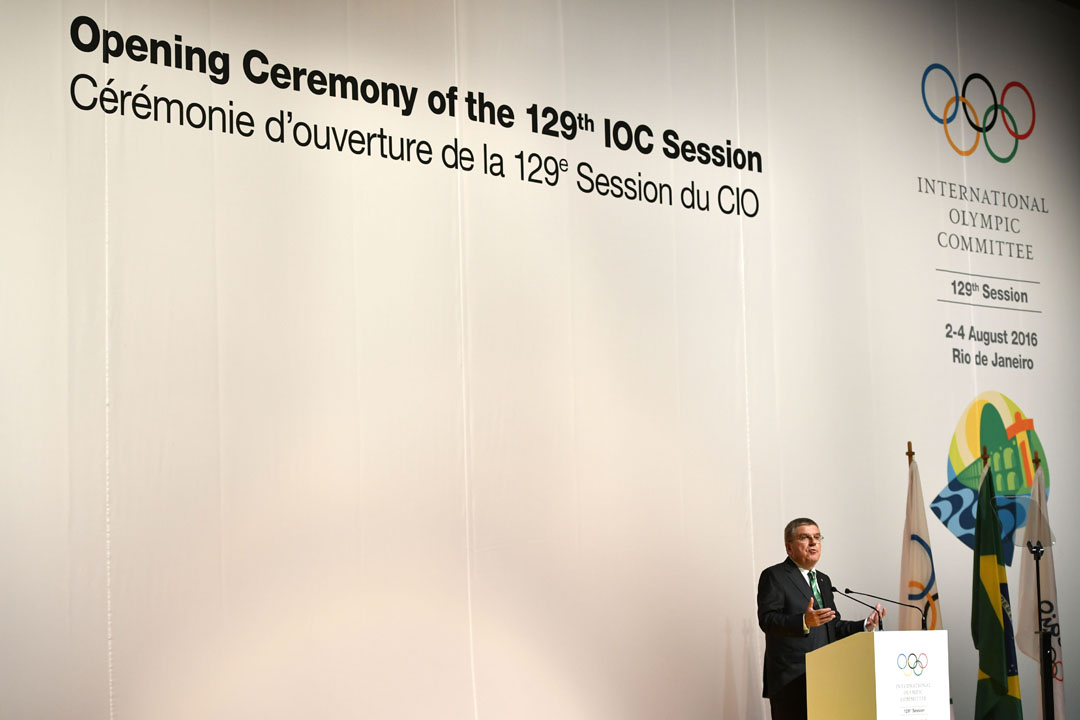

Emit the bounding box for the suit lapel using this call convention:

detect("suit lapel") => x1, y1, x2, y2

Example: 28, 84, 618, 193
782, 557, 812, 606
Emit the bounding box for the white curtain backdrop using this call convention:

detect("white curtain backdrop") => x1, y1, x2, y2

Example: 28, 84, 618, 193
2, 1, 1078, 718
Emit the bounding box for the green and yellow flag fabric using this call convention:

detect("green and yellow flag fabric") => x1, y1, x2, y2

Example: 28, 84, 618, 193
972, 464, 1023, 719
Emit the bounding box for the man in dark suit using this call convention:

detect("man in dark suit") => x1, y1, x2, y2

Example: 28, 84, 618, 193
757, 517, 884, 720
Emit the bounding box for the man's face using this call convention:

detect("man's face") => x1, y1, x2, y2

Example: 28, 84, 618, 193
786, 523, 822, 569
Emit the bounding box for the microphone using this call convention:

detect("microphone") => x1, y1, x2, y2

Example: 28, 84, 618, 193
845, 588, 927, 630
831, 587, 885, 631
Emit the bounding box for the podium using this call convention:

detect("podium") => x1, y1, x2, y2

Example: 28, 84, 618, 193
806, 630, 950, 720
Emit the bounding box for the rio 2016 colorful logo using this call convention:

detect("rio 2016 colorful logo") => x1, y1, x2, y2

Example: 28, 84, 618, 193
921, 64, 1035, 163
931, 391, 1048, 565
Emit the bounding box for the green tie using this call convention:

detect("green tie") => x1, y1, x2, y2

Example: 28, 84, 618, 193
808, 570, 824, 608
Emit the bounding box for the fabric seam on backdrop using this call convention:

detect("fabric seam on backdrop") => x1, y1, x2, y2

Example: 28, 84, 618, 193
104, 45, 117, 720
730, 4, 763, 715
450, 1, 482, 717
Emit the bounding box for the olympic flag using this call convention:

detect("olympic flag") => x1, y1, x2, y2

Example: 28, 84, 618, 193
1017, 466, 1066, 720
899, 459, 945, 631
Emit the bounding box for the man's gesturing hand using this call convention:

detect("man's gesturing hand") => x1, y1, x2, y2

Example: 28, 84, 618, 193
804, 597, 836, 627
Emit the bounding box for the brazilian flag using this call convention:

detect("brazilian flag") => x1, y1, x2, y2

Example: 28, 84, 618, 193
971, 466, 1023, 719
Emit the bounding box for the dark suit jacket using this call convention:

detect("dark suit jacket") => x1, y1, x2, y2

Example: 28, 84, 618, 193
757, 557, 864, 698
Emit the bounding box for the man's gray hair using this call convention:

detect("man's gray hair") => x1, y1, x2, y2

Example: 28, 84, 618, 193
784, 517, 819, 542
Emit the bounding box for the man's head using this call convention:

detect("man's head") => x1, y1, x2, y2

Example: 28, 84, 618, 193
784, 517, 823, 569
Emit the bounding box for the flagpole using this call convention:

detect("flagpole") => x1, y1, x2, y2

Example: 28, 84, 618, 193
1025, 452, 1054, 720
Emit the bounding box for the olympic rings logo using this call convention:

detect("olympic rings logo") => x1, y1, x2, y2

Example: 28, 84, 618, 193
897, 652, 929, 677
921, 64, 1035, 163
